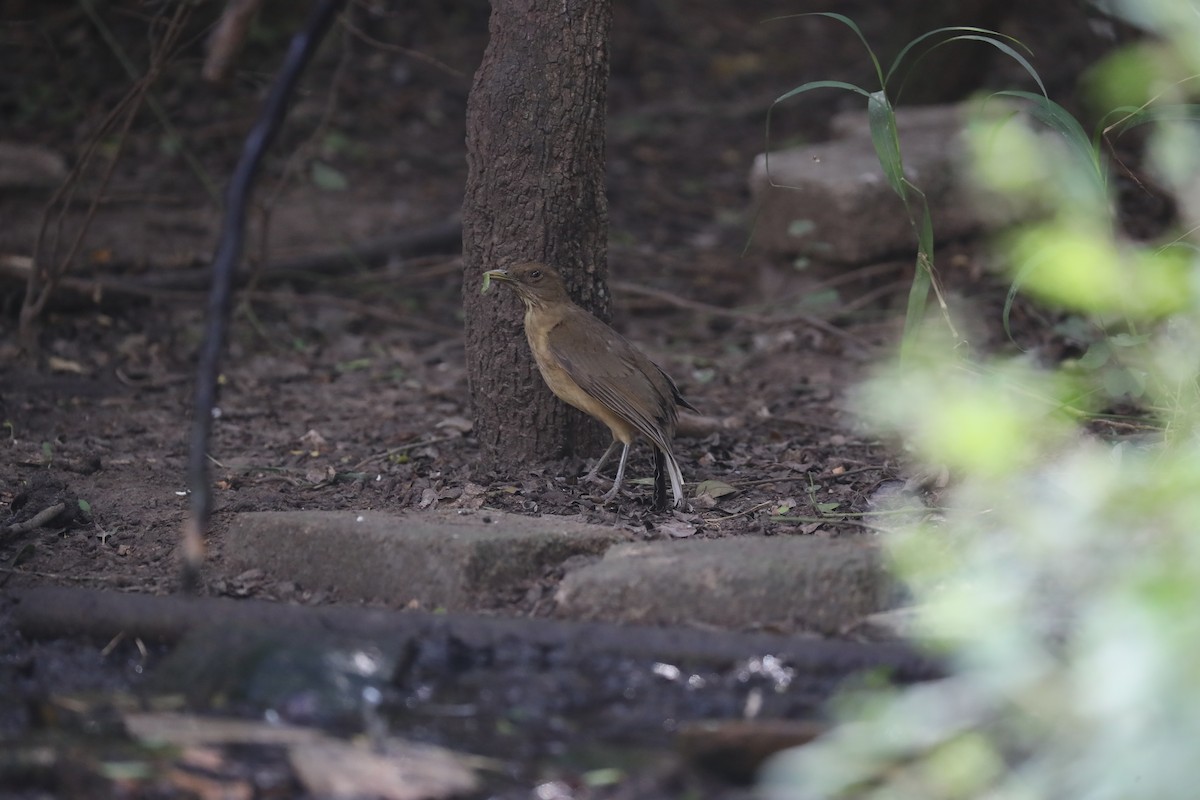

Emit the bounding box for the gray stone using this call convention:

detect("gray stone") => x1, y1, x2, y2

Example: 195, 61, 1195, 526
553, 536, 888, 634
224, 510, 626, 608
750, 103, 983, 264
0, 141, 67, 190
846, 606, 922, 641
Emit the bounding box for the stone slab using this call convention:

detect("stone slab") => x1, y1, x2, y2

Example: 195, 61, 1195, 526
553, 536, 889, 634
224, 510, 626, 608
750, 103, 983, 264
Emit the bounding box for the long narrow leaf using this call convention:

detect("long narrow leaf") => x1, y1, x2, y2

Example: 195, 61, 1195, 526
1107, 104, 1200, 135
1002, 272, 1023, 346
885, 26, 1032, 88
1003, 252, 1041, 346
764, 12, 884, 87
773, 79, 870, 106
941, 35, 1047, 98
867, 90, 905, 195
764, 80, 868, 191
913, 194, 957, 338
992, 89, 1104, 183
901, 256, 932, 361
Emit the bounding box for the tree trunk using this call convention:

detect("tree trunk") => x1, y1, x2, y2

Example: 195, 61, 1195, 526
462, 0, 612, 473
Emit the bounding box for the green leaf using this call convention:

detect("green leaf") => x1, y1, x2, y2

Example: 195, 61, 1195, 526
885, 27, 1034, 89
868, 91, 905, 195
787, 219, 817, 238
582, 768, 625, 788
772, 79, 871, 107
764, 12, 883, 87
935, 35, 1046, 97
100, 761, 154, 781
1106, 104, 1200, 135
897, 195, 939, 357
310, 160, 349, 191
77, 499, 92, 514
335, 358, 373, 373
991, 90, 1105, 190
816, 501, 841, 513
1076, 342, 1112, 371
695, 479, 737, 498
1110, 332, 1152, 347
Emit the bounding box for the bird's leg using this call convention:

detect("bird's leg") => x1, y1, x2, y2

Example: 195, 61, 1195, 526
584, 440, 622, 483
601, 442, 632, 500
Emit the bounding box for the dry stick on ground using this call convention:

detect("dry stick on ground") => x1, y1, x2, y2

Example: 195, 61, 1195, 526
610, 280, 867, 348
203, 0, 270, 83
53, 218, 461, 292
837, 279, 911, 316
185, 0, 348, 593
352, 435, 463, 471
731, 465, 887, 490
0, 260, 462, 338
2, 503, 67, 538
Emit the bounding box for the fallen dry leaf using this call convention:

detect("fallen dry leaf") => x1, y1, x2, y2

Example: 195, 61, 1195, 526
290, 738, 479, 800
658, 519, 696, 538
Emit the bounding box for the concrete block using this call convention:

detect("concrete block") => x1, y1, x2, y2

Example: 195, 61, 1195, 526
553, 536, 889, 634
224, 510, 626, 608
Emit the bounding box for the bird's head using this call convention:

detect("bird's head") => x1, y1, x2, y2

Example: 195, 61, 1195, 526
482, 262, 570, 309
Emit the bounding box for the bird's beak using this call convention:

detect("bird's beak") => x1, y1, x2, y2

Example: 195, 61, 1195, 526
481, 268, 513, 295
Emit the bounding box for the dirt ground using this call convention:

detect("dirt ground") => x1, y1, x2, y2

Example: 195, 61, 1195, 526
0, 1, 932, 600
0, 0, 1149, 602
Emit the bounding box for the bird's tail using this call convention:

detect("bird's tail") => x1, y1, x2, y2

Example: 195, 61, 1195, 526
654, 448, 667, 509
654, 447, 686, 510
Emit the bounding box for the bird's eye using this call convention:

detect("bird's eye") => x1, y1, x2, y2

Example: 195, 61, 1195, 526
529, 269, 542, 280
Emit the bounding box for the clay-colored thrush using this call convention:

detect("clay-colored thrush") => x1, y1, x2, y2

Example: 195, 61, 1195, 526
484, 262, 696, 508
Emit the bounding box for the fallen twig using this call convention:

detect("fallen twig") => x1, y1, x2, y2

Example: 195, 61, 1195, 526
0, 258, 463, 337
352, 435, 462, 471
2, 502, 66, 537
611, 279, 867, 348
203, 0, 270, 83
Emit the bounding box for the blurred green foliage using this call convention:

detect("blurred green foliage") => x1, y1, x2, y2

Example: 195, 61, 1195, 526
762, 1, 1200, 798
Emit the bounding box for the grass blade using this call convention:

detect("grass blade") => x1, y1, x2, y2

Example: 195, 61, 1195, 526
773, 80, 870, 106
867, 90, 904, 195
764, 12, 884, 86
992, 89, 1105, 187
885, 26, 1033, 88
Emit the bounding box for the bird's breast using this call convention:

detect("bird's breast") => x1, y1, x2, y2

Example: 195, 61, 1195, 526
523, 310, 636, 443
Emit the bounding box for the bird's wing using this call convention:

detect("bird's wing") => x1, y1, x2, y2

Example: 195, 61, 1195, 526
545, 309, 679, 450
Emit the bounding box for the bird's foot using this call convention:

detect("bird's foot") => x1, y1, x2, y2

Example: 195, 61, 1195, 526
582, 483, 626, 506
582, 469, 609, 486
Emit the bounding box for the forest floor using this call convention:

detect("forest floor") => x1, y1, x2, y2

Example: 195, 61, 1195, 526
0, 1, 1137, 797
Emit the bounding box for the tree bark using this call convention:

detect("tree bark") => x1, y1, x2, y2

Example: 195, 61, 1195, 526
462, 0, 612, 472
